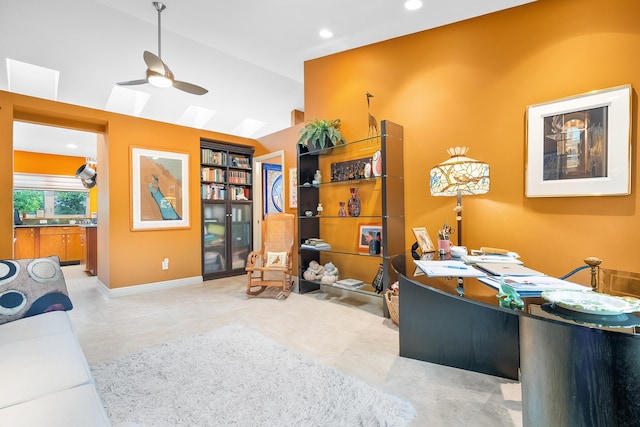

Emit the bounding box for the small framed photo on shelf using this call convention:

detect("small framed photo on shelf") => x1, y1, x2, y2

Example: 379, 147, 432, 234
358, 224, 382, 250
526, 84, 631, 197
412, 227, 435, 253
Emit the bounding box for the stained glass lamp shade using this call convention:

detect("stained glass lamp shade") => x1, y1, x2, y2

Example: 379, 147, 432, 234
430, 147, 490, 246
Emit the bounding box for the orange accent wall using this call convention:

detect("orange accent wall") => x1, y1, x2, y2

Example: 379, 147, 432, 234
0, 92, 265, 289
257, 124, 303, 273
301, 0, 640, 282
14, 150, 98, 214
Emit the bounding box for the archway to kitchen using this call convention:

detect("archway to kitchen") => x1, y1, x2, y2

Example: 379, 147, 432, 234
12, 114, 106, 279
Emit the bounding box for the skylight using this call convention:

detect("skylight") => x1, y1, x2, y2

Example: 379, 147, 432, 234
6, 59, 59, 100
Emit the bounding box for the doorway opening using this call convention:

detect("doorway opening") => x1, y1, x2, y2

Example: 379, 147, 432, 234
252, 150, 285, 251
12, 120, 103, 273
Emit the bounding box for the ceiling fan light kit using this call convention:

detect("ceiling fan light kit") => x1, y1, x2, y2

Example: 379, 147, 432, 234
147, 70, 173, 88
117, 2, 208, 95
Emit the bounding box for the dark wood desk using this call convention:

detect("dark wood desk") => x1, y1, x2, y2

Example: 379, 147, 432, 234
393, 254, 640, 427
398, 273, 520, 379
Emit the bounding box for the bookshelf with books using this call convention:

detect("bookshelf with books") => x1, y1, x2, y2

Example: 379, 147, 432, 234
200, 139, 254, 280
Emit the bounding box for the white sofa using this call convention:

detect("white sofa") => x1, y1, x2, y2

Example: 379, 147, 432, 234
0, 256, 110, 426
0, 311, 110, 426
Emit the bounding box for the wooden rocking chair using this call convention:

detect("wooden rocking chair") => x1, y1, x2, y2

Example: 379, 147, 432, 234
246, 213, 295, 299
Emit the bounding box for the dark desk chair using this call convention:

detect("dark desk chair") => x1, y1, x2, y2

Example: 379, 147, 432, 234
598, 269, 640, 299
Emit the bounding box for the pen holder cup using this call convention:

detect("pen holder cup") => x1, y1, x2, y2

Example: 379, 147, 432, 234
438, 239, 452, 254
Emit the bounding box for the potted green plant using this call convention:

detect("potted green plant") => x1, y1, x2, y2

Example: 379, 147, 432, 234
297, 119, 347, 153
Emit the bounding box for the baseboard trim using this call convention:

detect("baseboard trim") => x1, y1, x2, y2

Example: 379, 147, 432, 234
96, 276, 203, 299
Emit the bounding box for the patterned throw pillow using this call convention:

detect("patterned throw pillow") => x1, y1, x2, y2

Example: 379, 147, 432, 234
265, 252, 287, 268
0, 256, 73, 325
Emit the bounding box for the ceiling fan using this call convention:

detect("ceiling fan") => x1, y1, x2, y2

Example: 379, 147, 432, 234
117, 2, 208, 95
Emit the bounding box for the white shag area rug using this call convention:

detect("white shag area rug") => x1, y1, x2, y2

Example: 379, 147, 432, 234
91, 324, 415, 427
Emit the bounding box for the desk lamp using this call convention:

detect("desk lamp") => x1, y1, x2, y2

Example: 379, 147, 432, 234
430, 147, 490, 246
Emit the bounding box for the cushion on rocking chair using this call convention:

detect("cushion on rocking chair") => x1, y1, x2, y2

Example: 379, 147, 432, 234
265, 252, 287, 267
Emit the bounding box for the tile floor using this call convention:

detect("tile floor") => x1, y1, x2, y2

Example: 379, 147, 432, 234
63, 265, 523, 427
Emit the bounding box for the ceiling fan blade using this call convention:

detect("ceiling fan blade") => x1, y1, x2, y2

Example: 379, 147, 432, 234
143, 50, 166, 74
117, 79, 148, 86
174, 80, 208, 95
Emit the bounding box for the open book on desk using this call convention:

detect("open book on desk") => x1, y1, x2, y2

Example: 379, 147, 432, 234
414, 260, 488, 278
479, 275, 591, 297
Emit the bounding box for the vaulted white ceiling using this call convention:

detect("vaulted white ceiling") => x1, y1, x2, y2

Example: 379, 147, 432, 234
1, 0, 535, 157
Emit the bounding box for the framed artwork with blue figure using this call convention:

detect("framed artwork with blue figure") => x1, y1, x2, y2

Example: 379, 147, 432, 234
131, 147, 190, 230
263, 163, 283, 216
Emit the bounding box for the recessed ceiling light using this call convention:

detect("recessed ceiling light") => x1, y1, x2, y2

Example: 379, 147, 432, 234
67, 144, 77, 149
319, 28, 333, 39
404, 0, 423, 11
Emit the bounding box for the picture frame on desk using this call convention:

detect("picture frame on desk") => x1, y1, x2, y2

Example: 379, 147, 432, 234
412, 227, 435, 253
131, 147, 189, 230
526, 85, 631, 197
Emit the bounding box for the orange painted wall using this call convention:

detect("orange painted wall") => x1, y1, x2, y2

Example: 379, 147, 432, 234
301, 0, 640, 282
14, 151, 98, 214
257, 123, 304, 273
0, 91, 265, 289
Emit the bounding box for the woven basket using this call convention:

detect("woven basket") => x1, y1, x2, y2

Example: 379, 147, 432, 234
386, 289, 399, 326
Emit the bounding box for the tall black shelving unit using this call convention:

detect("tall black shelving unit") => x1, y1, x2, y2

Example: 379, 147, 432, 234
296, 120, 404, 313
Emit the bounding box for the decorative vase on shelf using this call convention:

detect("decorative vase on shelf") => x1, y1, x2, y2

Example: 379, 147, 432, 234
338, 201, 346, 217
348, 187, 361, 217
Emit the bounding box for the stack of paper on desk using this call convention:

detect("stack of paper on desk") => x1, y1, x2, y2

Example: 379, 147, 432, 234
475, 263, 544, 276
413, 260, 487, 278
479, 275, 591, 296
462, 254, 524, 265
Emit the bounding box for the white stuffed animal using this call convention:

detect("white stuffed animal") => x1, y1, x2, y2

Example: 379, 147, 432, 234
303, 260, 325, 281
320, 262, 339, 284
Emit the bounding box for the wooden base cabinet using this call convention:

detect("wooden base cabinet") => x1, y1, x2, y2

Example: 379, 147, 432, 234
38, 226, 85, 263
14, 227, 37, 259
82, 226, 97, 276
